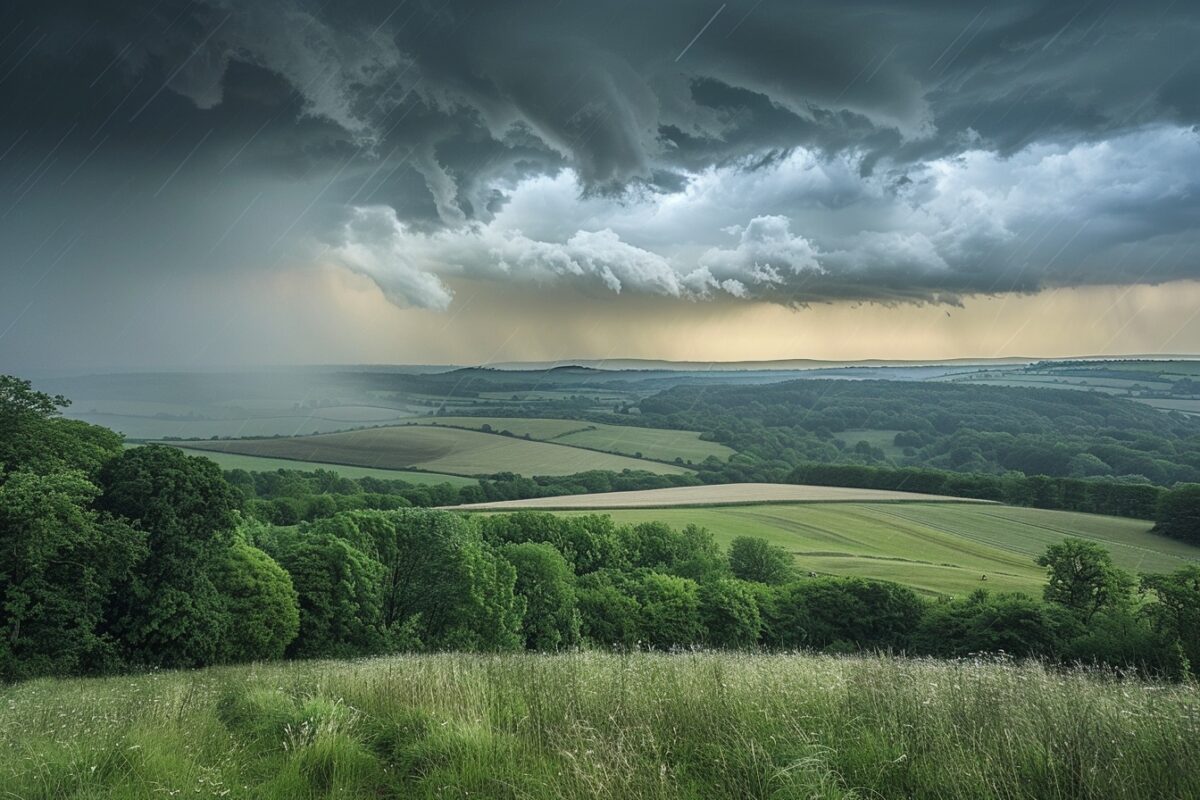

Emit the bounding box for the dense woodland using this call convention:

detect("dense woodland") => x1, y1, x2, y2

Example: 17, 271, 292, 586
634, 380, 1200, 485
4, 375, 1200, 685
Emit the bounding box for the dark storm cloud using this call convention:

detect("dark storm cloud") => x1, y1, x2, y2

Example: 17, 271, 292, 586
2, 0, 1200, 314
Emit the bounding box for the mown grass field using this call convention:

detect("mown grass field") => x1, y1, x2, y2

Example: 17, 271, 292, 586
179, 425, 691, 477
456, 482, 990, 510
169, 447, 479, 486
413, 416, 735, 463
3, 652, 1195, 800
533, 502, 1200, 596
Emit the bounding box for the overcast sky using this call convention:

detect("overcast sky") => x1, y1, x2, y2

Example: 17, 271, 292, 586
2, 0, 1199, 367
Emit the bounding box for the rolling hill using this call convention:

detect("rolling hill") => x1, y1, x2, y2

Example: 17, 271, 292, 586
456, 485, 1199, 596
176, 425, 692, 477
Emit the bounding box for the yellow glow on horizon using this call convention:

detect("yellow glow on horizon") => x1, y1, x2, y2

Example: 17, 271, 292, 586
229, 266, 1200, 365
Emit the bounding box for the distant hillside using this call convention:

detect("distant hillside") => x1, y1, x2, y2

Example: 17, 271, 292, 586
638, 379, 1200, 485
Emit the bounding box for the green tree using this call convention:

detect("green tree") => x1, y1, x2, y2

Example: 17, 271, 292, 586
317, 510, 522, 651
622, 522, 726, 581
913, 590, 1076, 659
211, 540, 300, 663
728, 537, 794, 584
632, 572, 703, 648
1141, 566, 1200, 676
1036, 539, 1134, 622
501, 542, 580, 650
96, 446, 242, 668
770, 577, 924, 651
1154, 484, 1200, 545
0, 471, 143, 680
0, 375, 122, 480
576, 570, 640, 648
699, 578, 762, 648
263, 529, 384, 658
477, 512, 627, 574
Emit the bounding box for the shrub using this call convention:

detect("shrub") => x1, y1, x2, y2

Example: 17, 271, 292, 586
212, 540, 300, 662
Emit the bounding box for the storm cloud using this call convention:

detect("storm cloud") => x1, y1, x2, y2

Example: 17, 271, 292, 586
2, 0, 1200, 318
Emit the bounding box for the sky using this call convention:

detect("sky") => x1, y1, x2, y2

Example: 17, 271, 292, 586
2, 0, 1199, 368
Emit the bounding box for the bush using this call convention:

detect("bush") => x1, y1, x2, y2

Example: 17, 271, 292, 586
576, 570, 641, 647
263, 529, 384, 658
769, 577, 924, 652
728, 536, 794, 584
212, 540, 300, 662
913, 590, 1077, 659
631, 572, 703, 648
699, 578, 762, 648
501, 542, 581, 650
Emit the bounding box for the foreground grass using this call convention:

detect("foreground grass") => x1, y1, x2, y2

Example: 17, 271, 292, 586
3, 653, 1197, 799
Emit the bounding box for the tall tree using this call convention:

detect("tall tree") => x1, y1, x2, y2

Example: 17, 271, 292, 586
96, 446, 241, 668
0, 471, 143, 680
0, 375, 122, 480
211, 539, 300, 663
1154, 484, 1200, 545
262, 529, 384, 659
501, 542, 580, 650
728, 537, 795, 584
1141, 566, 1200, 676
1036, 539, 1134, 623
313, 510, 523, 651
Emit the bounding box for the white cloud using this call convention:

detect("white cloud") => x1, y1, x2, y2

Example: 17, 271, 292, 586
699, 215, 823, 282
329, 206, 455, 310
325, 125, 1200, 309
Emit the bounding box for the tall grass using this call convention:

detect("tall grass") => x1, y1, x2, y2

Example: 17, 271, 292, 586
2, 652, 1197, 799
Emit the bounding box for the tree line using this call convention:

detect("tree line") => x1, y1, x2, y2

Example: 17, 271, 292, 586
225, 449, 1200, 545
787, 463, 1200, 542
633, 379, 1200, 486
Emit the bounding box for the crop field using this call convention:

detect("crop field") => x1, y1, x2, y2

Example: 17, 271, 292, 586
168, 447, 479, 486
455, 482, 990, 510
548, 503, 1195, 596
73, 406, 420, 441
419, 416, 735, 463
1140, 398, 1200, 415
3, 652, 1196, 800
178, 425, 691, 477
458, 489, 1200, 595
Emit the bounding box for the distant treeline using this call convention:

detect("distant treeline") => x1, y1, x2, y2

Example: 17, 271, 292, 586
787, 464, 1165, 520
230, 467, 700, 525
632, 379, 1200, 486
228, 461, 1200, 547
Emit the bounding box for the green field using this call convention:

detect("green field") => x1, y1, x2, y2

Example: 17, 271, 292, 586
170, 447, 479, 486
547, 503, 1198, 596
178, 425, 692, 478
412, 416, 735, 463
3, 652, 1195, 800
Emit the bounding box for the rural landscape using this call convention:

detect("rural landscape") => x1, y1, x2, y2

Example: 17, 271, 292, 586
5, 0, 1200, 798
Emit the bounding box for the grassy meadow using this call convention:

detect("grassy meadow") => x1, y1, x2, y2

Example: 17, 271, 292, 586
178, 425, 692, 477
3, 652, 1196, 800
454, 482, 989, 508
415, 416, 736, 463
160, 447, 480, 486
538, 502, 1200, 596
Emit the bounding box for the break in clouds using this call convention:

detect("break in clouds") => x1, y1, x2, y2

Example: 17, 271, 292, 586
3, 0, 1200, 311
